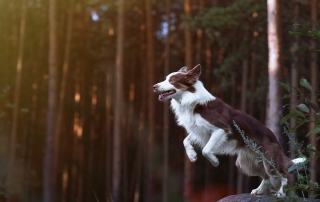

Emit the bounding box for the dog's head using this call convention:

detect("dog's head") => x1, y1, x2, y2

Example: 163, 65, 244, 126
153, 64, 201, 101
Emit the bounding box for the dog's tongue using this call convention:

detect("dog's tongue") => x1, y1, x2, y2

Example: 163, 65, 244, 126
158, 90, 176, 100
159, 93, 165, 100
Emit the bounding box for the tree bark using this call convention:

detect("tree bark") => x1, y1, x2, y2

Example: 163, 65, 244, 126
53, 0, 74, 198
266, 0, 281, 137
289, 2, 299, 186
145, 0, 155, 201
44, 0, 58, 200
237, 58, 248, 194
309, 0, 318, 196
112, 0, 124, 200
7, 2, 27, 201
184, 0, 194, 201
163, 0, 170, 202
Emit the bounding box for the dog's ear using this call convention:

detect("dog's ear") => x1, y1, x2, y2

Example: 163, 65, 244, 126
178, 66, 187, 73
186, 64, 201, 84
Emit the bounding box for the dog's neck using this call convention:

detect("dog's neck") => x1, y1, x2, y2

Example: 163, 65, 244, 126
171, 81, 216, 108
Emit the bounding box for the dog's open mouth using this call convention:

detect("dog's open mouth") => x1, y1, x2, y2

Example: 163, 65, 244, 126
158, 90, 176, 100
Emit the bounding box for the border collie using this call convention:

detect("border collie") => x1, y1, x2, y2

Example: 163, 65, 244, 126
153, 64, 305, 197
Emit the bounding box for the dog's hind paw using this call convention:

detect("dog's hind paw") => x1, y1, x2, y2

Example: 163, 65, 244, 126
250, 188, 262, 195
275, 191, 285, 198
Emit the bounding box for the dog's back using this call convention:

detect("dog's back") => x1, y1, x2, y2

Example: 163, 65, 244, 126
154, 65, 306, 196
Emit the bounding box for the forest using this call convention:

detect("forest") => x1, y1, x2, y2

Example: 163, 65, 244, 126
0, 0, 320, 201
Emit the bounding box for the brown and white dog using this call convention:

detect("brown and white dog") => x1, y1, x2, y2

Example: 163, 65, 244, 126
153, 64, 305, 197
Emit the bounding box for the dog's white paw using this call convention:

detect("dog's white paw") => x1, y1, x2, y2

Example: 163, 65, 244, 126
209, 156, 219, 167
186, 150, 197, 162
275, 191, 285, 198
250, 188, 262, 195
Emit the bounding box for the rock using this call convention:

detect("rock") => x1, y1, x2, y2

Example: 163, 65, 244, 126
218, 193, 320, 202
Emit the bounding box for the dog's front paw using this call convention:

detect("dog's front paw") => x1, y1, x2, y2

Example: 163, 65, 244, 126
211, 160, 219, 167
186, 150, 197, 162
209, 156, 219, 167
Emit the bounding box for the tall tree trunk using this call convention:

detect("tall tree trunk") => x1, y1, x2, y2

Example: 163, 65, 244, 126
163, 0, 170, 202
106, 67, 113, 201
44, 0, 58, 200
184, 0, 194, 201
249, 37, 257, 117
237, 58, 248, 194
112, 0, 124, 200
7, 2, 26, 202
266, 0, 281, 137
53, 0, 74, 198
309, 0, 318, 196
145, 0, 155, 201
289, 2, 299, 186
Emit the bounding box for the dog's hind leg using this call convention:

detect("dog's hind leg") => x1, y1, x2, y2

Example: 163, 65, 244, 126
263, 158, 287, 197
251, 179, 269, 195
183, 135, 197, 162
202, 129, 227, 167
277, 177, 288, 197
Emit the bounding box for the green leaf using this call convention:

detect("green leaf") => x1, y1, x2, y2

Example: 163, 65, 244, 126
313, 30, 320, 39
288, 160, 309, 172
288, 31, 310, 37
292, 109, 305, 118
296, 103, 309, 113
300, 79, 313, 91
307, 144, 316, 156
282, 94, 291, 99
277, 81, 290, 93
305, 97, 320, 113
292, 86, 301, 93
280, 113, 298, 125
306, 125, 320, 137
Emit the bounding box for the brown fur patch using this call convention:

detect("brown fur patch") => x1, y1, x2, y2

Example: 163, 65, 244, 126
169, 73, 196, 93
194, 98, 289, 176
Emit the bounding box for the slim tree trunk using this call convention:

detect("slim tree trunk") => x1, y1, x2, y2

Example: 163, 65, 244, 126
44, 0, 58, 200
266, 0, 281, 137
289, 2, 299, 186
145, 0, 155, 201
237, 58, 248, 194
53, 0, 74, 197
184, 0, 194, 201
106, 67, 113, 201
7, 2, 27, 201
249, 38, 257, 117
163, 0, 170, 202
112, 0, 124, 200
309, 0, 317, 195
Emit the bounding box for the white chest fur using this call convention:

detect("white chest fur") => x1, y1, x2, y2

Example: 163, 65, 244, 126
170, 99, 237, 154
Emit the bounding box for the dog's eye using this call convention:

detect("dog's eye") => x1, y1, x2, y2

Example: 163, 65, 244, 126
169, 77, 175, 82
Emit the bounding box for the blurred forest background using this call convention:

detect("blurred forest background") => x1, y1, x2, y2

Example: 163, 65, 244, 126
1, 0, 320, 201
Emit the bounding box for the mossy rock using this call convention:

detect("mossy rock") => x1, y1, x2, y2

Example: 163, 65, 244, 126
218, 193, 320, 202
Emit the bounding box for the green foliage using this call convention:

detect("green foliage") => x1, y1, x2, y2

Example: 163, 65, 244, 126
289, 24, 320, 51
188, 0, 268, 90
279, 79, 320, 138
279, 79, 320, 199
234, 79, 320, 199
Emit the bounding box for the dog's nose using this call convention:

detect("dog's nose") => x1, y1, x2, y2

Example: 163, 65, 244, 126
153, 84, 159, 91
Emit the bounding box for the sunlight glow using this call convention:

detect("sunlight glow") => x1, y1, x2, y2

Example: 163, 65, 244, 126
129, 83, 135, 102
91, 11, 99, 21
109, 27, 114, 35
75, 92, 80, 103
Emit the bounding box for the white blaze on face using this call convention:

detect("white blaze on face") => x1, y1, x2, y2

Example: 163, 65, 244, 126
157, 72, 176, 91
154, 72, 180, 101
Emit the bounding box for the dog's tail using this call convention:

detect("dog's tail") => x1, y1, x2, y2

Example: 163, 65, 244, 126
287, 157, 307, 173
